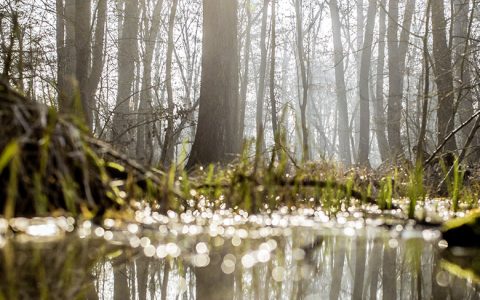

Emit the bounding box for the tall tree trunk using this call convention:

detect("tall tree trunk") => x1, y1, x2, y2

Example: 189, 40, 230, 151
160, 0, 179, 167
375, 0, 389, 162
386, 0, 416, 157
255, 0, 269, 156
239, 0, 252, 146
453, 0, 478, 158
75, 0, 92, 127
57, 0, 105, 131
416, 0, 431, 165
354, 0, 364, 156
387, 0, 403, 156
431, 0, 457, 152
187, 0, 240, 166
58, 0, 76, 113
270, 0, 278, 146
137, 0, 164, 164
357, 0, 377, 166
86, 0, 107, 129
56, 0, 66, 107
329, 0, 351, 166
112, 0, 140, 151
295, 0, 310, 162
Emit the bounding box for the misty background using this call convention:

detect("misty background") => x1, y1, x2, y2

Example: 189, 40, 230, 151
1, 0, 479, 168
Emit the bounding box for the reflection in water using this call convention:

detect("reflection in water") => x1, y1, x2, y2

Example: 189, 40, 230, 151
0, 215, 479, 299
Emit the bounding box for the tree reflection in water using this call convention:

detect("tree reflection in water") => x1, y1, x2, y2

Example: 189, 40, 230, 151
1, 220, 480, 300
89, 229, 479, 300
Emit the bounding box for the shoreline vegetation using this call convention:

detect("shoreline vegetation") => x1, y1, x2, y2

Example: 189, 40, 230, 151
1, 81, 479, 247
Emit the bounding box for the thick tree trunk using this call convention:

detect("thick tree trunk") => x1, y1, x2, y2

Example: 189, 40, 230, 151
432, 0, 457, 152
329, 0, 351, 166
187, 0, 240, 166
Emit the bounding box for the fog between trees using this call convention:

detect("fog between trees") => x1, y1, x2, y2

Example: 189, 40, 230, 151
1, 0, 480, 167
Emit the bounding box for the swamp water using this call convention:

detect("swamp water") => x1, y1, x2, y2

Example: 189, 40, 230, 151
0, 207, 479, 300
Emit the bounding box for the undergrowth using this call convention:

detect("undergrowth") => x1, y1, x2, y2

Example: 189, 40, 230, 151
0, 81, 479, 222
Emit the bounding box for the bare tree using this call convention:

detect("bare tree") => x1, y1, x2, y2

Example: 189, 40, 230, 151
136, 0, 164, 164
357, 0, 377, 166
294, 0, 310, 162
160, 0, 179, 166
387, 0, 416, 157
56, 0, 106, 130
255, 0, 269, 156
239, 0, 253, 144
329, 0, 352, 166
431, 0, 457, 152
374, 0, 389, 162
112, 0, 140, 151
270, 0, 279, 146
453, 0, 478, 158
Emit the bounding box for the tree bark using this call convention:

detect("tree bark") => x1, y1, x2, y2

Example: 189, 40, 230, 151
329, 0, 351, 166
136, 0, 164, 164
187, 0, 240, 166
357, 0, 377, 166
160, 0, 179, 167
58, 0, 76, 114
86, 0, 107, 129
270, 0, 279, 146
431, 0, 457, 152
56, 0, 66, 107
112, 0, 140, 151
295, 0, 310, 162
374, 0, 389, 162
453, 0, 478, 158
255, 0, 269, 156
239, 0, 252, 145
75, 0, 92, 126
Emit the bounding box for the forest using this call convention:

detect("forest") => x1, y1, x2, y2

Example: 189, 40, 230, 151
1, 0, 480, 299
2, 0, 479, 168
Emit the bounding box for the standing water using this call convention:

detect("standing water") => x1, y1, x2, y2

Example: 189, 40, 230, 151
0, 206, 479, 300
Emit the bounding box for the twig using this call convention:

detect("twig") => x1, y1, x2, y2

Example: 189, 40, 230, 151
424, 109, 480, 166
